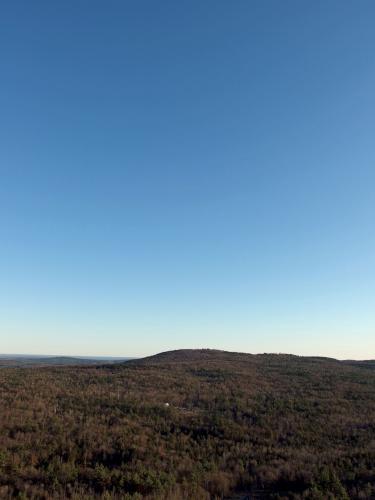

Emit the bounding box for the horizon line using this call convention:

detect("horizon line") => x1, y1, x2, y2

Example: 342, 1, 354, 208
0, 349, 374, 362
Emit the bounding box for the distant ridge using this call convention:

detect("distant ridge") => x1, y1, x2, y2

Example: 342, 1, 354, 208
0, 355, 133, 368
1, 350, 373, 369
129, 348, 375, 368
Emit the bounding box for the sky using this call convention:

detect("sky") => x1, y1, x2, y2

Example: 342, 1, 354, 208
1, 1, 374, 359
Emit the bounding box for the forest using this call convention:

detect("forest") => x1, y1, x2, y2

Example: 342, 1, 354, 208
0, 349, 374, 499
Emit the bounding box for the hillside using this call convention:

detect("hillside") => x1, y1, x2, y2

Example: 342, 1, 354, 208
132, 347, 339, 364
133, 348, 375, 373
0, 349, 374, 498
128, 348, 254, 365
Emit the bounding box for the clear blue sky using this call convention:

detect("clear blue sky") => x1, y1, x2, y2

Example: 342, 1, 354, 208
1, 1, 374, 358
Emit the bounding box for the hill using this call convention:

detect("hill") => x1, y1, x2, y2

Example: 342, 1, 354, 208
132, 347, 338, 364
128, 348, 254, 364
0, 349, 374, 498
133, 348, 375, 372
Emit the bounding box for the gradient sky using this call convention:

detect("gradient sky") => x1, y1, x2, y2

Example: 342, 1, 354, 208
1, 1, 374, 358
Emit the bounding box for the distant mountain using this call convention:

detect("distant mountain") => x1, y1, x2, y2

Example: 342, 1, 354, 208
0, 355, 133, 367
342, 359, 375, 369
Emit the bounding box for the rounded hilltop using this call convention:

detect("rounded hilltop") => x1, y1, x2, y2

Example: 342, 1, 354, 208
129, 348, 255, 365
127, 348, 365, 368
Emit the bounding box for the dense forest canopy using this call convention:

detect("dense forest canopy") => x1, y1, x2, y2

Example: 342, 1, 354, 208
0, 349, 374, 499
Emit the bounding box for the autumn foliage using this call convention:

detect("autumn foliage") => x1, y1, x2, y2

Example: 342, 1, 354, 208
0, 349, 374, 498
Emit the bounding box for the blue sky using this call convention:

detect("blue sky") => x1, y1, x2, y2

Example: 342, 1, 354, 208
1, 1, 374, 358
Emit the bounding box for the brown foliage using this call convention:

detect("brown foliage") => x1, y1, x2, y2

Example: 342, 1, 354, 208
0, 350, 374, 498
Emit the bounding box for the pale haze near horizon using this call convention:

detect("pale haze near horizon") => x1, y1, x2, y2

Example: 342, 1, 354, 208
1, 1, 374, 360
